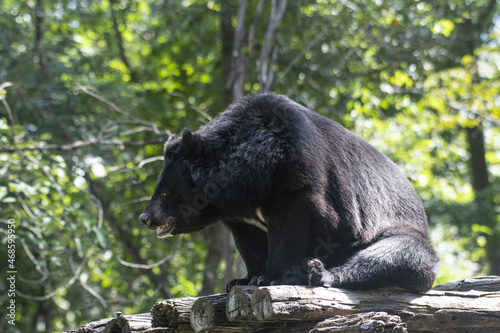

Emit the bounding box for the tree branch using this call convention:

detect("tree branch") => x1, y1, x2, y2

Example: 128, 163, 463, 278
79, 280, 108, 308
262, 41, 280, 92
258, 0, 287, 92
0, 137, 167, 153
447, 98, 500, 128
117, 236, 182, 269
16, 248, 93, 301
77, 85, 160, 129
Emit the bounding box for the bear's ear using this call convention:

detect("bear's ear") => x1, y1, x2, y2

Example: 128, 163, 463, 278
182, 128, 201, 155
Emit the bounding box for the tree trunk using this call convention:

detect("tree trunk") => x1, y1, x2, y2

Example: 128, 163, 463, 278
200, 224, 225, 295
34, 0, 48, 77
224, 229, 236, 288
258, 0, 287, 92
460, 12, 498, 276
220, 1, 235, 106
466, 125, 490, 197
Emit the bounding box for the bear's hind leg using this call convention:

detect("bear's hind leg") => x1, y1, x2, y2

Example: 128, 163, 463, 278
308, 227, 439, 292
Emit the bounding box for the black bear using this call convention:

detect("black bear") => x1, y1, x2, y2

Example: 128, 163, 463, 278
139, 94, 438, 292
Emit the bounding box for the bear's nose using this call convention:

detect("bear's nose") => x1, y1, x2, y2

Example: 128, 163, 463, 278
139, 213, 150, 227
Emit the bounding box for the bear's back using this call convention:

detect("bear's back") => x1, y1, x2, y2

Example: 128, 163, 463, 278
198, 94, 427, 238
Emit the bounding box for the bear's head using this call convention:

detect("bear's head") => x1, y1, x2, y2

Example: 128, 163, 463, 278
139, 129, 216, 238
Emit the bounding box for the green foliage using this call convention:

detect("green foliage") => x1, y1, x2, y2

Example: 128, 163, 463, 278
0, 0, 499, 331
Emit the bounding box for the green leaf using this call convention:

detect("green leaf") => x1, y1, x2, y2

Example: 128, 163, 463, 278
93, 226, 107, 248
0, 186, 7, 200
432, 19, 455, 37
472, 224, 493, 235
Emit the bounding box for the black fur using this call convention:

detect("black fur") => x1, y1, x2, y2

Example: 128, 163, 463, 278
139, 94, 439, 292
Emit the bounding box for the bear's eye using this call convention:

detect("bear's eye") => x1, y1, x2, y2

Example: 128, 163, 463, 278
160, 192, 170, 202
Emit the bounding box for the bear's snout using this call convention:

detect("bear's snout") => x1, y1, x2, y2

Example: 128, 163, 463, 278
139, 213, 151, 227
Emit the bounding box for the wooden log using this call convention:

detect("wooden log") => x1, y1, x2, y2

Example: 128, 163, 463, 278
69, 276, 500, 333
190, 293, 229, 332
72, 317, 109, 333
190, 289, 313, 332
311, 312, 407, 332
104, 313, 152, 333
74, 313, 166, 333
190, 292, 272, 332
250, 282, 500, 331
151, 297, 197, 328
226, 286, 258, 322
432, 275, 500, 292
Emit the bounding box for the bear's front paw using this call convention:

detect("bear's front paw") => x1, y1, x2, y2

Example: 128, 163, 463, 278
249, 275, 272, 286
307, 258, 331, 288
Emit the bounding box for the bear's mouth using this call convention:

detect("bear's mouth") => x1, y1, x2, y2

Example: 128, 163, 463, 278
156, 217, 176, 238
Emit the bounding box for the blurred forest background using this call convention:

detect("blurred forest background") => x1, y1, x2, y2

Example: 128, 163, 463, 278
0, 0, 499, 332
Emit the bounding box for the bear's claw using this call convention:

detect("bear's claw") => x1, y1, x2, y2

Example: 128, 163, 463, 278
307, 258, 327, 287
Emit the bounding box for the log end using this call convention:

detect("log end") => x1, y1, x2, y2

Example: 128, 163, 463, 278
226, 286, 254, 322
251, 288, 274, 321
190, 298, 215, 333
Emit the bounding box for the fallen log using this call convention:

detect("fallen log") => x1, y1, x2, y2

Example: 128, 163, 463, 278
68, 276, 500, 333
250, 281, 500, 331
73, 313, 156, 333
432, 275, 500, 291
190, 292, 285, 332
